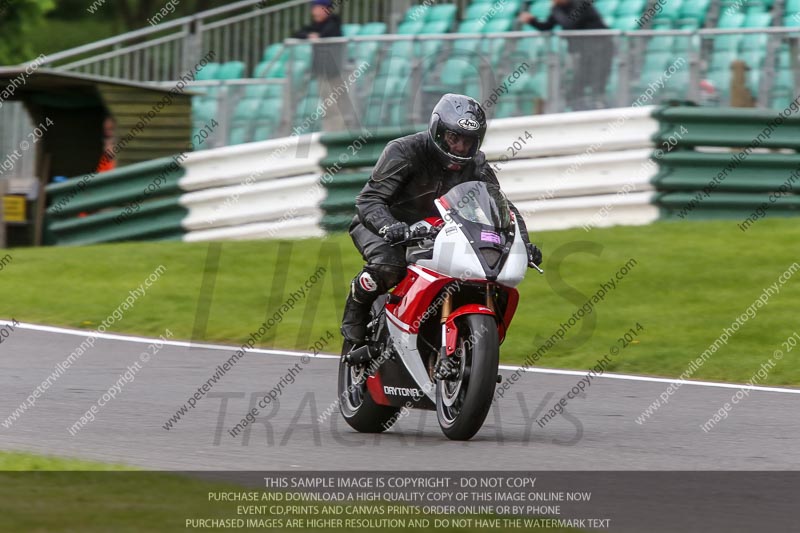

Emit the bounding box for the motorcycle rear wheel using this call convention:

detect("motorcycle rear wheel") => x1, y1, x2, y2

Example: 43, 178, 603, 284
436, 314, 499, 441
338, 340, 401, 433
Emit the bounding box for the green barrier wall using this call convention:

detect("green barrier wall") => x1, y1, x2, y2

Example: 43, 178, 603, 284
651, 106, 800, 221
319, 126, 422, 232
45, 156, 188, 246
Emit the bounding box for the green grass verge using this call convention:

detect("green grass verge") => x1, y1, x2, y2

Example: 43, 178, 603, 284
1, 218, 798, 385
0, 452, 575, 532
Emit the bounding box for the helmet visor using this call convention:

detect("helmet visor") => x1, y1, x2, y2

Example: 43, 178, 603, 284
436, 129, 480, 162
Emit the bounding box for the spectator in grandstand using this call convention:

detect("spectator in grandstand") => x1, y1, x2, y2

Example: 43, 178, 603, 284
519, 0, 613, 110
96, 115, 117, 173
340, 94, 542, 347
293, 0, 348, 131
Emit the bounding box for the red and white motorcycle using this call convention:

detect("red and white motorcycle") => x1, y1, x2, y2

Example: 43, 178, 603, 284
339, 181, 534, 440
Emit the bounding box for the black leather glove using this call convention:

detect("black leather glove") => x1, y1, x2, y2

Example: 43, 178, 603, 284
526, 243, 543, 268
379, 221, 410, 244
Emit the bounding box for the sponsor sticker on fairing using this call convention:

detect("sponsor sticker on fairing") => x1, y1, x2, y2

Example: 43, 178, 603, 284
480, 230, 501, 244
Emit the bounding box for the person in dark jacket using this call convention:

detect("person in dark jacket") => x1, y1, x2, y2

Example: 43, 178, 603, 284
519, 0, 614, 110
293, 0, 347, 130
341, 94, 543, 346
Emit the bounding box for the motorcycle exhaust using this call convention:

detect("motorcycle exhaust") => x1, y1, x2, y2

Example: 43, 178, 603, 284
345, 344, 373, 366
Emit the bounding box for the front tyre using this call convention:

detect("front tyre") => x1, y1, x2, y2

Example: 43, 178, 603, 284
338, 341, 401, 433
436, 314, 499, 441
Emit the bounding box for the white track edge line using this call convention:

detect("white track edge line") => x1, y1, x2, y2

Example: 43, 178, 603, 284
6, 321, 799, 395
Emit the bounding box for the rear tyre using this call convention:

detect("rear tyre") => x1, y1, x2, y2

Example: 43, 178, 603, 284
338, 340, 401, 433
436, 314, 499, 441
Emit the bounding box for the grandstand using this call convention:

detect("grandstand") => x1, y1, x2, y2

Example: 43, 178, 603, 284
3, 0, 800, 153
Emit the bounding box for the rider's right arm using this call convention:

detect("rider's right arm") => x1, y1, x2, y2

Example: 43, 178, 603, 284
356, 141, 412, 235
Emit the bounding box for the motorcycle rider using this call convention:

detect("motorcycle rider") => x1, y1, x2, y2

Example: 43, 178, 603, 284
341, 93, 543, 346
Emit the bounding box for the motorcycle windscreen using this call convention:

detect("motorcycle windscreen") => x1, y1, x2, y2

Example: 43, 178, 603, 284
441, 182, 515, 281
441, 181, 512, 231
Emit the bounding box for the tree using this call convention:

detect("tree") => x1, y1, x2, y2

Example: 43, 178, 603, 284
0, 0, 55, 65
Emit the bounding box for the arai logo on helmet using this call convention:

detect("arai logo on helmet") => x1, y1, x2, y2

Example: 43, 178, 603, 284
458, 118, 480, 131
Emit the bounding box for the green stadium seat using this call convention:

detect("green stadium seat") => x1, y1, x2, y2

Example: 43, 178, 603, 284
529, 2, 552, 19
482, 37, 507, 64
777, 50, 792, 70
462, 77, 482, 101
350, 40, 381, 63
465, 3, 494, 21
739, 33, 768, 51
421, 21, 451, 34
783, 15, 800, 27
707, 68, 732, 99
359, 22, 387, 35
258, 60, 286, 78
404, 4, 431, 22
773, 69, 794, 91
495, 2, 521, 18
253, 122, 277, 142
458, 20, 484, 33
258, 98, 281, 121
378, 56, 411, 76
419, 38, 446, 58
661, 67, 690, 101
645, 35, 675, 55
787, 0, 800, 11
262, 43, 284, 63
388, 39, 415, 58
244, 83, 283, 99
427, 4, 457, 23
717, 13, 745, 28
653, 0, 683, 22
711, 34, 741, 52
612, 17, 641, 30
643, 51, 673, 71
439, 57, 469, 85
483, 18, 514, 32
452, 38, 483, 57
678, 0, 711, 25
494, 99, 518, 118
709, 51, 737, 71
615, 0, 647, 16
288, 59, 311, 89
195, 63, 220, 80
678, 19, 701, 30
228, 126, 249, 145
671, 34, 698, 54
342, 24, 361, 37
217, 61, 245, 79
229, 98, 261, 144
397, 21, 425, 34
595, 0, 618, 17
743, 12, 772, 27
515, 36, 548, 57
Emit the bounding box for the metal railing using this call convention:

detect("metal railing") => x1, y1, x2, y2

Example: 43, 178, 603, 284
158, 26, 800, 149
32, 0, 405, 82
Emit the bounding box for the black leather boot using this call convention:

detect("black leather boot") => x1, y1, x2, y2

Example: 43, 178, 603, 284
341, 270, 381, 346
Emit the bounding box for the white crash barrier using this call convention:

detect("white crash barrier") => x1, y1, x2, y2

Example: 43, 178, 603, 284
181, 173, 324, 238
496, 148, 656, 201
184, 216, 325, 242
179, 133, 325, 191
483, 106, 658, 159
514, 192, 660, 232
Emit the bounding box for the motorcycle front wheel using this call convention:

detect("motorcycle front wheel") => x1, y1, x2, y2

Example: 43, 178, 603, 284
436, 314, 499, 441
